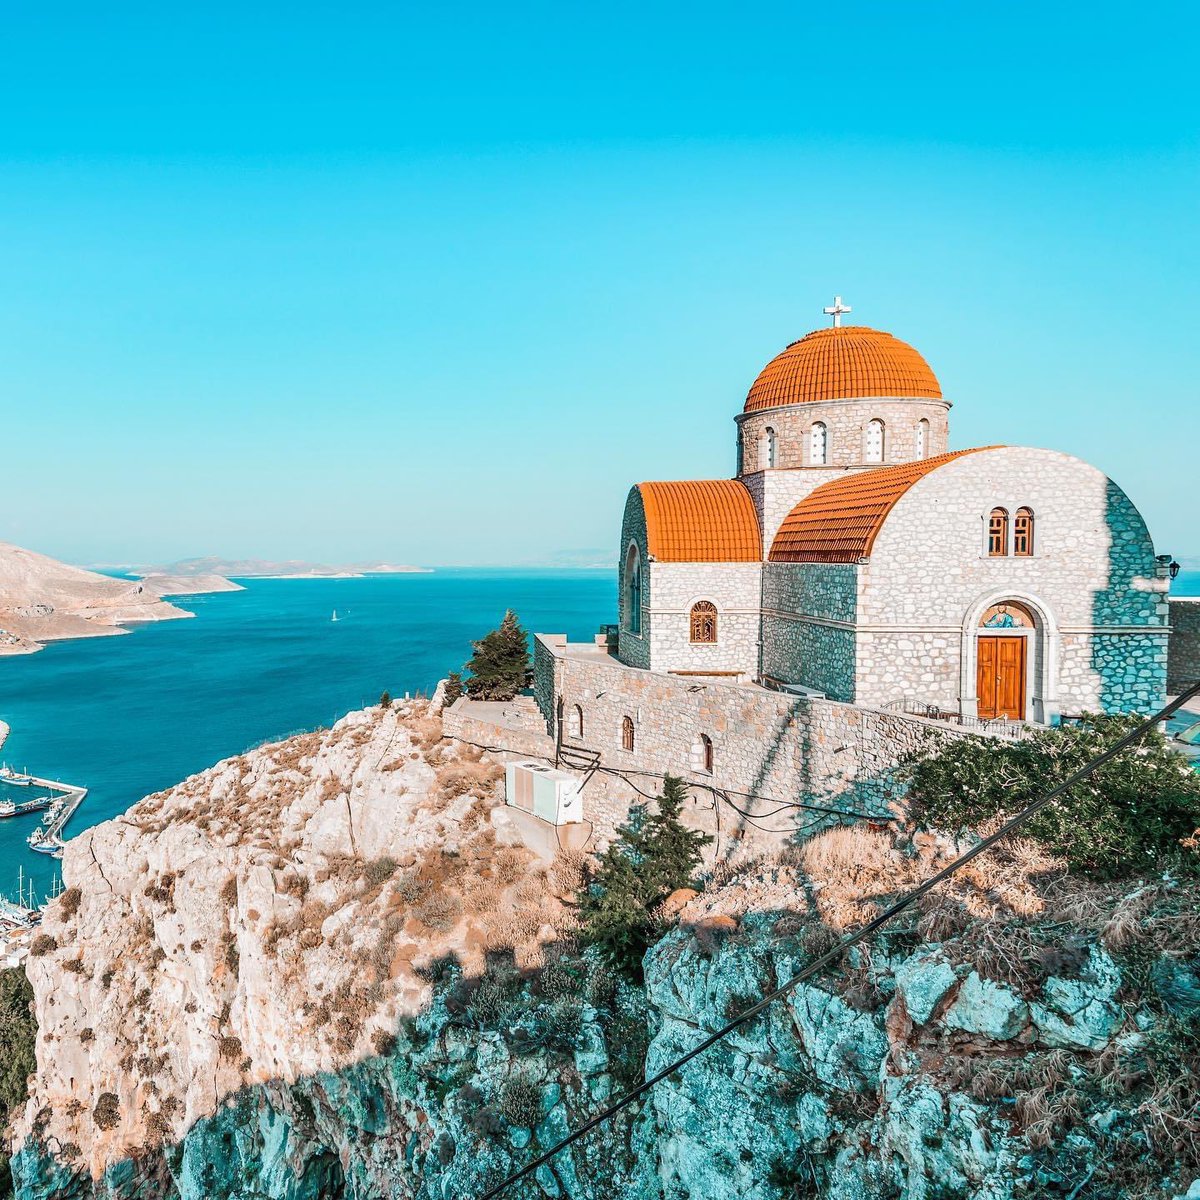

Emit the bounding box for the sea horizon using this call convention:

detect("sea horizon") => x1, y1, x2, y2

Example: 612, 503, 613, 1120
0, 568, 615, 902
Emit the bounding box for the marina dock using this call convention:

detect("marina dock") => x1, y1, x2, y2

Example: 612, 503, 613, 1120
1, 767, 88, 859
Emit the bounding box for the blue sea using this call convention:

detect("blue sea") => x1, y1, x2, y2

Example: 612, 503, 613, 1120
0, 570, 614, 903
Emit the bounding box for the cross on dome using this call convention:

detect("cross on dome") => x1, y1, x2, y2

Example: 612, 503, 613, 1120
823, 295, 852, 327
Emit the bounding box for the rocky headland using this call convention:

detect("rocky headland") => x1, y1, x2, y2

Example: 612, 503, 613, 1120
0, 543, 238, 656
7, 702, 1200, 1199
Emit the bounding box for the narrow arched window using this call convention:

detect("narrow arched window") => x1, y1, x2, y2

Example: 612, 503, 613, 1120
624, 543, 642, 634
689, 600, 717, 644
915, 419, 929, 459
736, 426, 745, 475
762, 426, 778, 469
810, 422, 828, 465
701, 734, 714, 774
987, 507, 1009, 556
1013, 507, 1034, 557
621, 715, 635, 752
865, 419, 885, 463
572, 704, 584, 739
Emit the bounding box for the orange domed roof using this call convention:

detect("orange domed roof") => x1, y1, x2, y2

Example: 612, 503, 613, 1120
744, 326, 942, 413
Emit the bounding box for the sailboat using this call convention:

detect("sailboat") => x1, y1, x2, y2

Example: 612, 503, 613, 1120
331, 610, 340, 623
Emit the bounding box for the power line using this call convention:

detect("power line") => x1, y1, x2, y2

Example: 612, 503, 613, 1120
477, 682, 1200, 1200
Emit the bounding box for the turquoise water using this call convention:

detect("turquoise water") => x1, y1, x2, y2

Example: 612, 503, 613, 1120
0, 570, 614, 902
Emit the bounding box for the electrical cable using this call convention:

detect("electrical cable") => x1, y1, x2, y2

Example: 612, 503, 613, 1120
477, 681, 1200, 1200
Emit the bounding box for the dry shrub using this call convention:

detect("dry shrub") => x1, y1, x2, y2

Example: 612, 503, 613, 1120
494, 847, 529, 886
411, 717, 444, 751
415, 891, 463, 932
550, 851, 587, 898
59, 887, 83, 919
435, 758, 502, 804
464, 878, 501, 914
218, 1035, 243, 1060
319, 775, 346, 803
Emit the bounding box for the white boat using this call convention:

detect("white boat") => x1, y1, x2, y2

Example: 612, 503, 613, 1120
331, 610, 340, 622
0, 800, 15, 817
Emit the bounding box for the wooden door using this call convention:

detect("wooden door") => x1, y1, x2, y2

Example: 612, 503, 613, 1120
977, 636, 1026, 720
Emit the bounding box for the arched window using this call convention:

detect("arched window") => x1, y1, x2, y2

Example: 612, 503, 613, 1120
1013, 507, 1035, 557
915, 419, 929, 459
736, 426, 744, 475
624, 543, 642, 634
571, 704, 584, 739
689, 600, 717, 644
762, 426, 778, 469
987, 507, 1009, 556
865, 419, 885, 463
701, 733, 714, 774
810, 421, 828, 465
621, 715, 635, 752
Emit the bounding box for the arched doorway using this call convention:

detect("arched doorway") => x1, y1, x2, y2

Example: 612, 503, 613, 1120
975, 601, 1034, 720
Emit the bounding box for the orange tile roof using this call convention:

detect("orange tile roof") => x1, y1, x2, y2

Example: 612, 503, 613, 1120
745, 326, 942, 413
637, 480, 761, 562
768, 448, 999, 563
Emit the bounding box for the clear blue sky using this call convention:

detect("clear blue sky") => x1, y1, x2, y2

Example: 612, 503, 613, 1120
1, 2, 1197, 567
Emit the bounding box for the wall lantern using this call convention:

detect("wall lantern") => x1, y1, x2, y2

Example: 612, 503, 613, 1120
1156, 554, 1182, 580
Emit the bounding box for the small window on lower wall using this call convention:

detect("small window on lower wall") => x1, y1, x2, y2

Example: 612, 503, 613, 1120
621, 715, 635, 752
701, 734, 714, 774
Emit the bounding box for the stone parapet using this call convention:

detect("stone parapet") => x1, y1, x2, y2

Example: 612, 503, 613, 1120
1168, 597, 1200, 694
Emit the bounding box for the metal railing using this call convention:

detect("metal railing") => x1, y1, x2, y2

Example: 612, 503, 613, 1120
881, 699, 1031, 741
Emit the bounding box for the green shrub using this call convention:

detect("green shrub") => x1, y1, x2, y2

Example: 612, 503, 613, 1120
904, 713, 1200, 877
498, 1077, 542, 1128
578, 775, 712, 978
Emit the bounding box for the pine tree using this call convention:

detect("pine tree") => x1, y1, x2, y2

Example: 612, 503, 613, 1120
578, 775, 712, 978
463, 610, 530, 701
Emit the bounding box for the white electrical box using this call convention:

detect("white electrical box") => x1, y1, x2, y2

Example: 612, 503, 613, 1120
504, 760, 584, 826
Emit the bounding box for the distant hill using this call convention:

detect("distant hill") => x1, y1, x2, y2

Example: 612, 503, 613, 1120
0, 543, 238, 656
150, 557, 433, 579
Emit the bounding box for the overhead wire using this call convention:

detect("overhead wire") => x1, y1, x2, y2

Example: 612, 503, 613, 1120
477, 681, 1200, 1200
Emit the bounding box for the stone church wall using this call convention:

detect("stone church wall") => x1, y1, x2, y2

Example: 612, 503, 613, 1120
1168, 598, 1200, 694
616, 486, 651, 669
645, 562, 761, 677
856, 446, 1167, 718
760, 563, 858, 701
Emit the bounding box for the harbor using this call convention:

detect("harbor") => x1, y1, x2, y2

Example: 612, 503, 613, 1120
0, 767, 89, 858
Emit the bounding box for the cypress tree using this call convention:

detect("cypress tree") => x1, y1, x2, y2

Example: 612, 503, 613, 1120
578, 775, 712, 978
463, 610, 530, 701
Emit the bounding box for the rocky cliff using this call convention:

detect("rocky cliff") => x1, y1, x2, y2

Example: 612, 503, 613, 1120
9, 705, 1200, 1199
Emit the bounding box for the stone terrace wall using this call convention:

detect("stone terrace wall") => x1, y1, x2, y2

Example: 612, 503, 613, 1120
513, 635, 971, 850
1169, 598, 1200, 694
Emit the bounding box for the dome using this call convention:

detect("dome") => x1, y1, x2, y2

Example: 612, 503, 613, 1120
744, 326, 942, 413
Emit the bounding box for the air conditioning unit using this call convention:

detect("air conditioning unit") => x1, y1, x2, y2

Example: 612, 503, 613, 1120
778, 682, 826, 699
504, 761, 584, 826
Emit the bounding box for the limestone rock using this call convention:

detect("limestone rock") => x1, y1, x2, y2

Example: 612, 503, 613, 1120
942, 972, 1028, 1041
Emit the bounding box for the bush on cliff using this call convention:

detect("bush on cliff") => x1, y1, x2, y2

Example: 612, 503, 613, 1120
463, 610, 530, 702
0, 968, 36, 1197
904, 712, 1200, 877
578, 775, 712, 978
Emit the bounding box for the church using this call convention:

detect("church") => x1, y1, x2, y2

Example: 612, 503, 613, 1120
614, 299, 1168, 725
450, 300, 1175, 844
